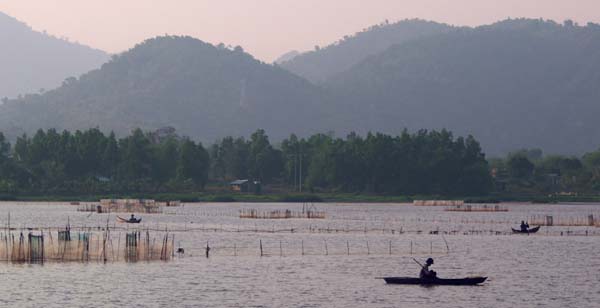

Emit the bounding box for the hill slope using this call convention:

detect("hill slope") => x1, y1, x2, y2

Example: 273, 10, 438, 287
3, 19, 600, 155
326, 19, 600, 155
279, 19, 453, 83
0, 36, 329, 141
0, 12, 109, 99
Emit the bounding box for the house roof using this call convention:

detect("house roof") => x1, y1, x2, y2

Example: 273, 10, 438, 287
230, 179, 249, 185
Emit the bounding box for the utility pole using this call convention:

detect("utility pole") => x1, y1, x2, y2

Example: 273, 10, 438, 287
299, 152, 302, 193
294, 154, 298, 191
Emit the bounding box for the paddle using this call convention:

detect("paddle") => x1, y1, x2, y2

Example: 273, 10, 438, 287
375, 258, 425, 279
412, 258, 425, 269
375, 258, 432, 280
375, 258, 425, 280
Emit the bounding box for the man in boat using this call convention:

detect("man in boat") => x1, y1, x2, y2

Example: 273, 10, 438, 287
520, 221, 529, 232
420, 258, 437, 279
129, 214, 137, 222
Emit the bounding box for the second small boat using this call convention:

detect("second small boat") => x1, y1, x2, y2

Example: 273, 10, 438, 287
116, 216, 142, 223
511, 226, 540, 234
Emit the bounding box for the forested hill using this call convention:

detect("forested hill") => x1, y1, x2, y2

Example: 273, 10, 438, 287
0, 12, 109, 99
325, 19, 600, 155
278, 19, 453, 83
3, 19, 600, 155
0, 36, 329, 141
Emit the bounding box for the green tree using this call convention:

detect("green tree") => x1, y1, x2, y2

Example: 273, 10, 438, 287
102, 132, 119, 178
248, 129, 282, 183
176, 139, 209, 188
119, 128, 151, 179
153, 137, 179, 183
0, 132, 9, 163
508, 155, 534, 179
582, 150, 600, 190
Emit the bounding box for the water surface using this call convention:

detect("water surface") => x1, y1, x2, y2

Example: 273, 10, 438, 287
0, 202, 598, 307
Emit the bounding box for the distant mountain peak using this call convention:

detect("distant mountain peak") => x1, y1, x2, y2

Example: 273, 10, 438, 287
274, 50, 300, 64
0, 11, 109, 99
279, 19, 454, 83
325, 18, 600, 155
0, 34, 327, 143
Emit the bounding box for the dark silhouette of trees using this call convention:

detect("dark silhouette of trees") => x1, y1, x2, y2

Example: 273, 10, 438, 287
3, 127, 600, 196
0, 128, 210, 194
281, 129, 492, 195
507, 155, 535, 179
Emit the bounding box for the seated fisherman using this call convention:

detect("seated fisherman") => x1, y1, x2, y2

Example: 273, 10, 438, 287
420, 258, 437, 279
129, 214, 136, 222
520, 220, 529, 232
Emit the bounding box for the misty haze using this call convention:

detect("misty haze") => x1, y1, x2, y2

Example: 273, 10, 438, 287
0, 1, 599, 307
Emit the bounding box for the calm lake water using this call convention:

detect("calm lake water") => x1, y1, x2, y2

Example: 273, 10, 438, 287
0, 202, 598, 307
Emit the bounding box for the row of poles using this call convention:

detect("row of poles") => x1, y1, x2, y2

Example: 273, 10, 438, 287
4, 223, 599, 237
198, 239, 450, 258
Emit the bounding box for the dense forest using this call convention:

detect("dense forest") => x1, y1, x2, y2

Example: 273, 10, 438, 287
489, 148, 600, 195
1, 127, 599, 198
0, 12, 108, 99
0, 128, 209, 194
0, 128, 491, 196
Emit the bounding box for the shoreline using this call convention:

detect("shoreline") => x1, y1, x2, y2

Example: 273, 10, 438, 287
0, 192, 599, 204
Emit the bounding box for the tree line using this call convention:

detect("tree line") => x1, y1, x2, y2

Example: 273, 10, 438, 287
0, 128, 498, 196
3, 127, 600, 197
489, 148, 600, 195
0, 128, 208, 194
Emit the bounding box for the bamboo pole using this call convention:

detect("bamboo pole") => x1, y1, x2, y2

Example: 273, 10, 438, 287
116, 233, 121, 261
259, 240, 263, 257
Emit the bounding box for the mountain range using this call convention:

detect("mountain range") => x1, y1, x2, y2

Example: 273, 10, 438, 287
278, 19, 453, 84
1, 16, 599, 155
0, 12, 109, 99
325, 19, 600, 155
0, 36, 328, 142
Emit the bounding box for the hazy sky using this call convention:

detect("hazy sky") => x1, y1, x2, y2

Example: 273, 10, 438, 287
1, 0, 599, 61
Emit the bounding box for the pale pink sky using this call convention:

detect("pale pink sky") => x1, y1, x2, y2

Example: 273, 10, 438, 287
1, 0, 599, 61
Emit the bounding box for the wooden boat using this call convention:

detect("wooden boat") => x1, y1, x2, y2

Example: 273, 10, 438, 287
382, 276, 487, 285
116, 216, 142, 223
511, 226, 540, 234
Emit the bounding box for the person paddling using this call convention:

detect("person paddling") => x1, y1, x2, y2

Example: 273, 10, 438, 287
419, 258, 437, 279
